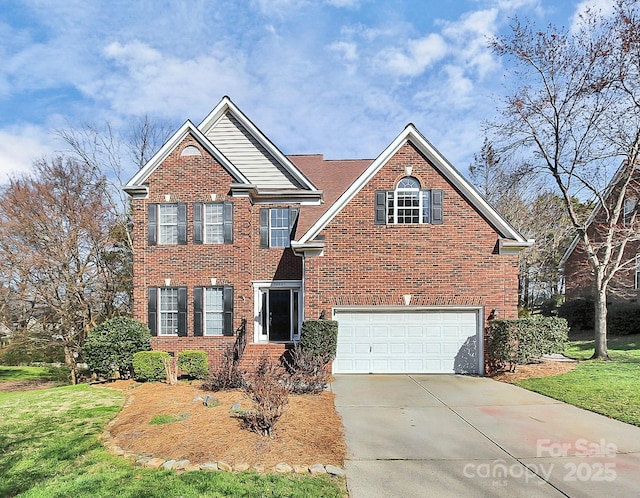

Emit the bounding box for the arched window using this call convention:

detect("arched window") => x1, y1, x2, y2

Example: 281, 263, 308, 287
180, 145, 202, 157
376, 176, 443, 225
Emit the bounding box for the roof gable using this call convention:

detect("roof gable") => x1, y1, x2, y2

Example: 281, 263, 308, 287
124, 120, 249, 197
295, 124, 530, 247
199, 97, 317, 192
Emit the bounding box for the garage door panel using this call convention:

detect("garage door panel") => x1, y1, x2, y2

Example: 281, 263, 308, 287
334, 310, 480, 374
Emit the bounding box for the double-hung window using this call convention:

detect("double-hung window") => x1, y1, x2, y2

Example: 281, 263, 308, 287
375, 177, 443, 225
204, 287, 224, 336
148, 203, 187, 245
148, 287, 187, 336
194, 286, 234, 336
193, 202, 233, 244
270, 208, 290, 247
260, 207, 299, 248
159, 287, 179, 335
204, 204, 224, 243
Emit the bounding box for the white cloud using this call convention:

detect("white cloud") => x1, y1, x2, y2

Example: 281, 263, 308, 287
88, 40, 253, 120
376, 33, 448, 77
570, 0, 616, 33
0, 126, 56, 181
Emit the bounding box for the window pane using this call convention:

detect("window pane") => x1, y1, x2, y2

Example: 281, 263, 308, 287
159, 204, 178, 244
397, 191, 420, 223
270, 208, 290, 247
204, 204, 224, 244
159, 288, 178, 335
204, 287, 223, 336
422, 190, 431, 224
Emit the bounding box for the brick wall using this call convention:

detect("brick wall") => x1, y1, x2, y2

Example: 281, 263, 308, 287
303, 142, 520, 324
131, 134, 302, 360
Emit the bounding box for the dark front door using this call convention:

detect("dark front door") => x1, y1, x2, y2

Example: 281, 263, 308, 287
268, 289, 291, 341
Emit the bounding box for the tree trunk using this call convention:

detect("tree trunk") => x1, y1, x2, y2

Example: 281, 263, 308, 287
64, 345, 79, 385
592, 288, 610, 360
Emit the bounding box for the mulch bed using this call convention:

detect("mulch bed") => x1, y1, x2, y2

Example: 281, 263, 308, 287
99, 380, 346, 469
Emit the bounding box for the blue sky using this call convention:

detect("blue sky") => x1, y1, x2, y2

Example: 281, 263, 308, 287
0, 0, 613, 182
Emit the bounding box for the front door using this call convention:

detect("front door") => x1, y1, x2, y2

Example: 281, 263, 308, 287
268, 289, 291, 341
257, 286, 300, 342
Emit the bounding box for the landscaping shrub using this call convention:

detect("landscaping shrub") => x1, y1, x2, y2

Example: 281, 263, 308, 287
606, 302, 640, 335
236, 355, 289, 437
133, 351, 171, 382
202, 319, 247, 391
202, 347, 244, 391
557, 298, 594, 331
83, 317, 151, 379
300, 319, 338, 364
177, 350, 208, 379
558, 298, 640, 335
487, 316, 569, 372
282, 343, 331, 394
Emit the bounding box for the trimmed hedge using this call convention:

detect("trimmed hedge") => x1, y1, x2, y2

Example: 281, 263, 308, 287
487, 316, 569, 372
300, 319, 338, 364
133, 351, 171, 382
558, 299, 640, 335
177, 350, 208, 379
82, 317, 151, 379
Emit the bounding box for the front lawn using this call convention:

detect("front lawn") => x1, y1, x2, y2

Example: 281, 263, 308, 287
0, 365, 70, 383
0, 384, 345, 497
515, 333, 640, 427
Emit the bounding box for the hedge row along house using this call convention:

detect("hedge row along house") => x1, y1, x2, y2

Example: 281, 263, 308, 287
124, 97, 531, 375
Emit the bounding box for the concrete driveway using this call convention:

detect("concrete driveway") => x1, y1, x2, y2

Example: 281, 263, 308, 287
331, 375, 640, 497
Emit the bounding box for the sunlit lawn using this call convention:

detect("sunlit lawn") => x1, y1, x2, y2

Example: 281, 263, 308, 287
515, 333, 640, 427
0, 383, 345, 497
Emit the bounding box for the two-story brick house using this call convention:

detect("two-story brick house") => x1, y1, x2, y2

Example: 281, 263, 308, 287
124, 96, 531, 375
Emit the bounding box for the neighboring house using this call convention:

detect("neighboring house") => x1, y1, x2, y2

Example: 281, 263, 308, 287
561, 171, 640, 303
124, 96, 531, 375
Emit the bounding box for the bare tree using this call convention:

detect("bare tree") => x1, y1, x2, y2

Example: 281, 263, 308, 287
470, 140, 576, 310
0, 157, 127, 382
489, 0, 640, 358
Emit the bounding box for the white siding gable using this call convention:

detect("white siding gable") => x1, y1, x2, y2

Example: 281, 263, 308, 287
206, 113, 302, 189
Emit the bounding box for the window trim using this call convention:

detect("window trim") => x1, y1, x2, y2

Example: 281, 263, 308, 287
193, 202, 233, 244
260, 207, 299, 248
148, 203, 187, 245
194, 286, 234, 336
148, 286, 187, 337
375, 178, 443, 226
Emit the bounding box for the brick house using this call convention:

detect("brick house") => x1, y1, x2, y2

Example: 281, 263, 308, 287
124, 96, 531, 375
561, 168, 640, 303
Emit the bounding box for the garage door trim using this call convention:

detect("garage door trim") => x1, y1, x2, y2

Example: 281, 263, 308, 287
332, 306, 484, 375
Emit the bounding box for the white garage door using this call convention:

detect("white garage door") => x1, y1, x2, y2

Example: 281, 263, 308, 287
333, 309, 480, 374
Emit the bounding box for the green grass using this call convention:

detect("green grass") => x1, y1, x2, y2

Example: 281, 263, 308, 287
0, 384, 345, 497
0, 365, 70, 383
149, 412, 190, 425
516, 333, 640, 427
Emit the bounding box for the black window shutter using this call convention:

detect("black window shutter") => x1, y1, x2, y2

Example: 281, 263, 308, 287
223, 202, 233, 244
193, 203, 203, 244
177, 203, 187, 244
148, 204, 157, 245
374, 191, 387, 225
223, 286, 234, 336
193, 287, 203, 336
259, 208, 269, 248
148, 287, 157, 336
289, 207, 299, 237
431, 189, 443, 225
177, 287, 187, 336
